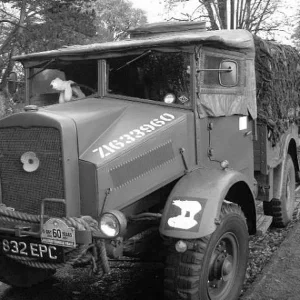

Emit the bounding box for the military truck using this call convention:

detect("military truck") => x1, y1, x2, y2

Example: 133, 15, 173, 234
0, 21, 299, 300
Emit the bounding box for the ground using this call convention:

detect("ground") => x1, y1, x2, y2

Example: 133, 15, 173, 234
0, 195, 300, 299
0, 261, 164, 300
240, 190, 300, 300
241, 219, 300, 300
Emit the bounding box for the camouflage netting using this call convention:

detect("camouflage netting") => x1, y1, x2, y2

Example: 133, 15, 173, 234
254, 35, 300, 146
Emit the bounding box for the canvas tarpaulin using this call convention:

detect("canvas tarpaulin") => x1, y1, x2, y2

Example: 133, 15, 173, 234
197, 34, 300, 145
254, 36, 300, 145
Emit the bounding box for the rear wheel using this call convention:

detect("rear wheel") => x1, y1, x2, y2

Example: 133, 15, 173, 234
164, 203, 249, 300
263, 154, 296, 227
0, 256, 55, 287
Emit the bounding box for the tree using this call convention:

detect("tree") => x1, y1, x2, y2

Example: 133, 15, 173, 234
292, 9, 300, 48
20, 1, 97, 53
164, 0, 282, 34
0, 0, 147, 100
0, 0, 96, 90
93, 0, 147, 41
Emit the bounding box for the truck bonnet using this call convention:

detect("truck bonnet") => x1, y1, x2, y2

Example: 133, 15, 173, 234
42, 97, 189, 167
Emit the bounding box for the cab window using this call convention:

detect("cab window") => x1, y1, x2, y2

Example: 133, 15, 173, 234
107, 51, 191, 106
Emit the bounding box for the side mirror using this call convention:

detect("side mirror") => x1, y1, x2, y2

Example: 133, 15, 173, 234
219, 60, 237, 87
8, 72, 18, 94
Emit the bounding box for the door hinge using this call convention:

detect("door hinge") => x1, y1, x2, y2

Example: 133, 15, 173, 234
207, 122, 213, 131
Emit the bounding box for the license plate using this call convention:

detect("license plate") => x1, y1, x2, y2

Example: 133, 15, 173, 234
0, 236, 64, 263
41, 218, 76, 248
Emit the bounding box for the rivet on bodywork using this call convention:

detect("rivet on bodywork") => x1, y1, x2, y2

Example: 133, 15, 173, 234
220, 160, 229, 170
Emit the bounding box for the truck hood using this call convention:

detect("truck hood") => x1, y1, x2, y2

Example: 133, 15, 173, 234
44, 97, 188, 167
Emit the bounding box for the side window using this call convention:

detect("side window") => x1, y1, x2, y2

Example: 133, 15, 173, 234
32, 69, 65, 95
219, 60, 238, 87
30, 69, 66, 106
203, 54, 241, 89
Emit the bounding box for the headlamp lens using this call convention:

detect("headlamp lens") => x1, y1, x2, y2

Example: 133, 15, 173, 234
100, 213, 120, 237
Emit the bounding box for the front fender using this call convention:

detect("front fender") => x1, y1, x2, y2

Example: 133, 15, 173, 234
159, 167, 254, 239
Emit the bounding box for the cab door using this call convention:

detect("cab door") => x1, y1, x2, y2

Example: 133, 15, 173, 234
197, 47, 255, 181
208, 115, 254, 179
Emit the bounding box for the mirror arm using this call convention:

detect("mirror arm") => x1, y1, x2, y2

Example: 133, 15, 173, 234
197, 68, 232, 73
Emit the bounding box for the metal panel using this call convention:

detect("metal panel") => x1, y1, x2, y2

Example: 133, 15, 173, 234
207, 115, 254, 181
110, 141, 175, 189
79, 160, 99, 217
256, 124, 268, 174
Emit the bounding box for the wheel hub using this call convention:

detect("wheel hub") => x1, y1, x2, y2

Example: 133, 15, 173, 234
208, 236, 239, 296
221, 255, 233, 281
211, 251, 233, 282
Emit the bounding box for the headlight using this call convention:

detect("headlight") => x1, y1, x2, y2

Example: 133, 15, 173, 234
164, 93, 175, 104
100, 210, 127, 238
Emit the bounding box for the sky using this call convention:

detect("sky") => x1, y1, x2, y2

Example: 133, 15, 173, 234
129, 0, 300, 44
130, 0, 165, 23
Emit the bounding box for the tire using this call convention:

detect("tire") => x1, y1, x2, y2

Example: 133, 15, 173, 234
263, 154, 296, 227
0, 256, 55, 287
164, 203, 249, 300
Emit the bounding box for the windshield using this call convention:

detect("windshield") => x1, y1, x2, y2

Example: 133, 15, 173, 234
29, 60, 98, 106
107, 51, 191, 106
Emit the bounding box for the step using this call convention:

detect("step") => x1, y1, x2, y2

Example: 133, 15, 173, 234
256, 214, 273, 235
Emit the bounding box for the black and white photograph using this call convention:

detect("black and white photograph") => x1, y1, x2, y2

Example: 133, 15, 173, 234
0, 1, 300, 299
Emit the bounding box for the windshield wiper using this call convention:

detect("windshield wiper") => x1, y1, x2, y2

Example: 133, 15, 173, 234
28, 58, 56, 79
113, 50, 152, 72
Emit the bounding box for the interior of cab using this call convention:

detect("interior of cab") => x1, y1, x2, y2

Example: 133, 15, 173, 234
107, 51, 191, 106
28, 51, 192, 107
29, 60, 98, 106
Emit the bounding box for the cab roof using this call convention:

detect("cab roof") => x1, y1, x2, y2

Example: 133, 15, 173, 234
14, 22, 255, 64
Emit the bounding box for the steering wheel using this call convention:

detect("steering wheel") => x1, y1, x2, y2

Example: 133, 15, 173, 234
71, 83, 97, 96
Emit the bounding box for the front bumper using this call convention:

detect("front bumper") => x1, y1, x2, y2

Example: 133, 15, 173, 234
0, 198, 108, 246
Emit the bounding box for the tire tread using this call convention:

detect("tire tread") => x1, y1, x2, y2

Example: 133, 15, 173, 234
263, 155, 295, 228
164, 203, 247, 300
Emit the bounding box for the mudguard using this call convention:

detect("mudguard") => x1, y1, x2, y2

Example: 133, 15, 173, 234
159, 167, 254, 239
273, 131, 299, 200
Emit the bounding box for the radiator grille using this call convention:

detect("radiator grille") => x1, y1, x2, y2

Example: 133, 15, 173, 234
0, 127, 65, 217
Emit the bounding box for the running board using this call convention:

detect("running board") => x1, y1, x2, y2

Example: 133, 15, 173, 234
256, 214, 273, 235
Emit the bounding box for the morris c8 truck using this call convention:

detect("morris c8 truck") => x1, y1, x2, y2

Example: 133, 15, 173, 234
0, 21, 299, 300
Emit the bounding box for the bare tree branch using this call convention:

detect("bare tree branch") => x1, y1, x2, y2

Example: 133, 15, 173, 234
0, 19, 27, 29
163, 0, 286, 36
253, 0, 271, 33
0, 8, 19, 21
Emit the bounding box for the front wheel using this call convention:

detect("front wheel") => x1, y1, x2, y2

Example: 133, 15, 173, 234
0, 256, 55, 287
164, 203, 249, 300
